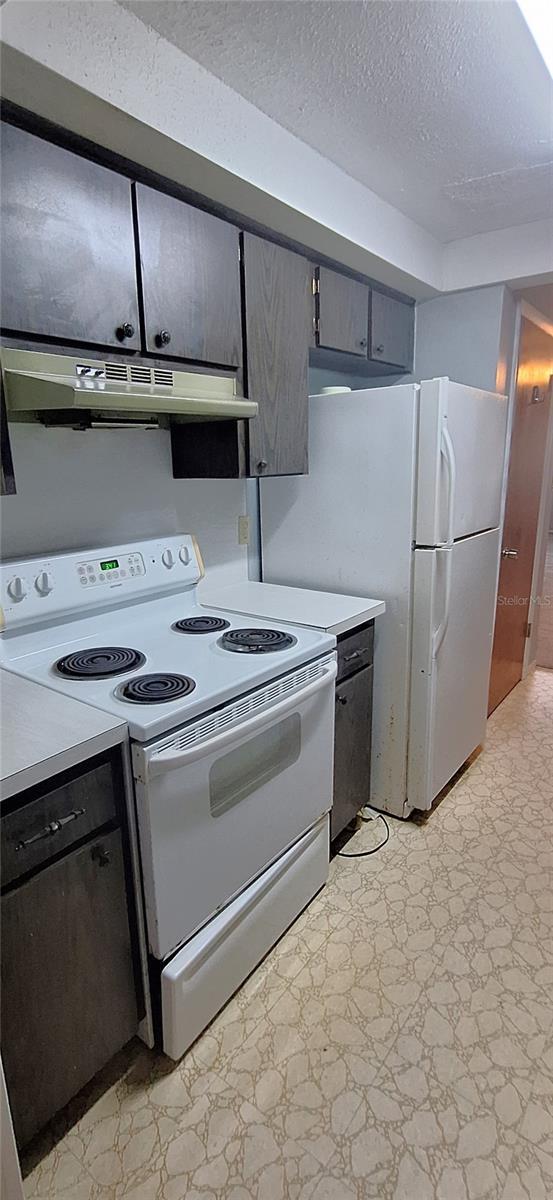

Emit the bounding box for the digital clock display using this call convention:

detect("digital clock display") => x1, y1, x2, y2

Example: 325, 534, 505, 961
100, 559, 119, 572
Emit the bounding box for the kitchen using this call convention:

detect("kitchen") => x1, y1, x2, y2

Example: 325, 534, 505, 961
1, 2, 553, 1198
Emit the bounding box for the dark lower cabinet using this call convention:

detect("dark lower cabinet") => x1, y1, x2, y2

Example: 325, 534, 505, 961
242, 233, 310, 476
135, 184, 242, 367
332, 624, 374, 841
0, 123, 140, 350
1, 758, 139, 1149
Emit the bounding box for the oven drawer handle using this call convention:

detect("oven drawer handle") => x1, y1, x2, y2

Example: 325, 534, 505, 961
147, 660, 337, 777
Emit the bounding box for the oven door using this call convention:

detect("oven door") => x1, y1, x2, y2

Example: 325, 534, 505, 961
132, 654, 336, 960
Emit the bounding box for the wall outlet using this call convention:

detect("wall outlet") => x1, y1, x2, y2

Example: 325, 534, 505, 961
238, 516, 250, 546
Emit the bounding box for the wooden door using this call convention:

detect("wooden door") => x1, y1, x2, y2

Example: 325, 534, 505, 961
316, 267, 369, 356
0, 123, 139, 350
242, 233, 310, 476
135, 184, 242, 366
1, 829, 138, 1148
332, 667, 373, 840
370, 292, 414, 369
488, 318, 553, 713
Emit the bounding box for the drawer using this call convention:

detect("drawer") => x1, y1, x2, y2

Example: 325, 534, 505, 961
1, 760, 117, 888
337, 623, 374, 682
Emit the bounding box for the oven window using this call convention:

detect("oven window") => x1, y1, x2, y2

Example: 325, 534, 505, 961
209, 714, 301, 818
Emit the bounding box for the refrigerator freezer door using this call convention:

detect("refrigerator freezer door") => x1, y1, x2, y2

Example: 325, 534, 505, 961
261, 385, 419, 818
416, 379, 508, 546
408, 528, 501, 810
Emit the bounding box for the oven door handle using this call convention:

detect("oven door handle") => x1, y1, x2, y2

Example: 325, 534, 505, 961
146, 659, 337, 777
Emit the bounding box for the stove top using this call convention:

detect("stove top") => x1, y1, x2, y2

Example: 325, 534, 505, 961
0, 535, 335, 742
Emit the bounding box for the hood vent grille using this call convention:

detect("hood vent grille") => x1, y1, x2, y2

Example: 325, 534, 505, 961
1, 348, 257, 422
104, 362, 174, 387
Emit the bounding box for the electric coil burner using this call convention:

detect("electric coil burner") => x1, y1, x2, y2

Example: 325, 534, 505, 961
56, 646, 145, 678
219, 628, 297, 654
119, 673, 196, 704
172, 616, 230, 634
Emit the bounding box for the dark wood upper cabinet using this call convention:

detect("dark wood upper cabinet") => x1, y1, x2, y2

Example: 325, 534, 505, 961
242, 233, 310, 476
370, 291, 414, 370
0, 123, 140, 350
135, 185, 242, 367
316, 266, 369, 357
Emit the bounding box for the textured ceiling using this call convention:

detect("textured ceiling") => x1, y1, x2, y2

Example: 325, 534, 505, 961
120, 0, 553, 242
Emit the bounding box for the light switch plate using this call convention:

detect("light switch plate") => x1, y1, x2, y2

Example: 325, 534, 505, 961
238, 516, 250, 546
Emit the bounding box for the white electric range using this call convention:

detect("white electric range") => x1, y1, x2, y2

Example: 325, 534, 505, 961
0, 535, 336, 1058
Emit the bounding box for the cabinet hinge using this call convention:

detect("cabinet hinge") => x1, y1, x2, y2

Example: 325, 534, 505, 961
313, 316, 320, 335
312, 276, 320, 296
525, 621, 532, 639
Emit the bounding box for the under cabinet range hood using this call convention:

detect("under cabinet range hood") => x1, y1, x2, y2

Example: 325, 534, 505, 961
1, 349, 257, 426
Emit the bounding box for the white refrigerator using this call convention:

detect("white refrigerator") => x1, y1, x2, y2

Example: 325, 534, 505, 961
260, 378, 508, 818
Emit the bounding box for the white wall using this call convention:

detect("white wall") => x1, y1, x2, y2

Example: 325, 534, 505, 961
415, 285, 517, 393
0, 425, 248, 590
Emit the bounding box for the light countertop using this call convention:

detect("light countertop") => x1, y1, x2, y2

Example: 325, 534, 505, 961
0, 670, 127, 800
201, 581, 385, 636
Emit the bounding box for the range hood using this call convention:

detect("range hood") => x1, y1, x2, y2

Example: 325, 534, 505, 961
1, 348, 257, 425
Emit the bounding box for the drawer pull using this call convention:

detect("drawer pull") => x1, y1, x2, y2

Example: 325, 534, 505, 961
343, 649, 364, 663
15, 808, 86, 851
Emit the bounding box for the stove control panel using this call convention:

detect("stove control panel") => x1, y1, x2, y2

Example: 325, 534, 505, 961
77, 552, 145, 588
0, 535, 202, 630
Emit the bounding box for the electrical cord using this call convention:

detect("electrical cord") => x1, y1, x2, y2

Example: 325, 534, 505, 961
336, 813, 390, 858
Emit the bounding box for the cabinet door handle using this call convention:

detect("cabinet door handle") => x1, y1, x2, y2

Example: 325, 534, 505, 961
359, 338, 367, 349
336, 694, 348, 706
15, 808, 86, 851
116, 322, 135, 341
91, 843, 111, 867
374, 344, 384, 354
155, 329, 172, 348
257, 460, 268, 471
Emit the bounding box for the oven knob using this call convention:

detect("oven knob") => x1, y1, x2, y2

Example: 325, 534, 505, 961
7, 575, 27, 601
161, 548, 175, 569
35, 571, 54, 596
179, 545, 191, 565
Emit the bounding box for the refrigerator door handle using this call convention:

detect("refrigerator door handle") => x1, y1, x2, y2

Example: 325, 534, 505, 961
436, 424, 457, 548
432, 546, 453, 659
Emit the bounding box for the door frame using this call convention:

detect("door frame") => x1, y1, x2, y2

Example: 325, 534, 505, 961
494, 299, 553, 682
522, 303, 553, 674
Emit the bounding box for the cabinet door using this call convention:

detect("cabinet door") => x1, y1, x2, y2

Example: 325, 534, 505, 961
370, 291, 414, 369
317, 267, 369, 356
243, 234, 310, 476
135, 184, 242, 366
1, 829, 138, 1148
332, 667, 373, 841
0, 123, 139, 349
